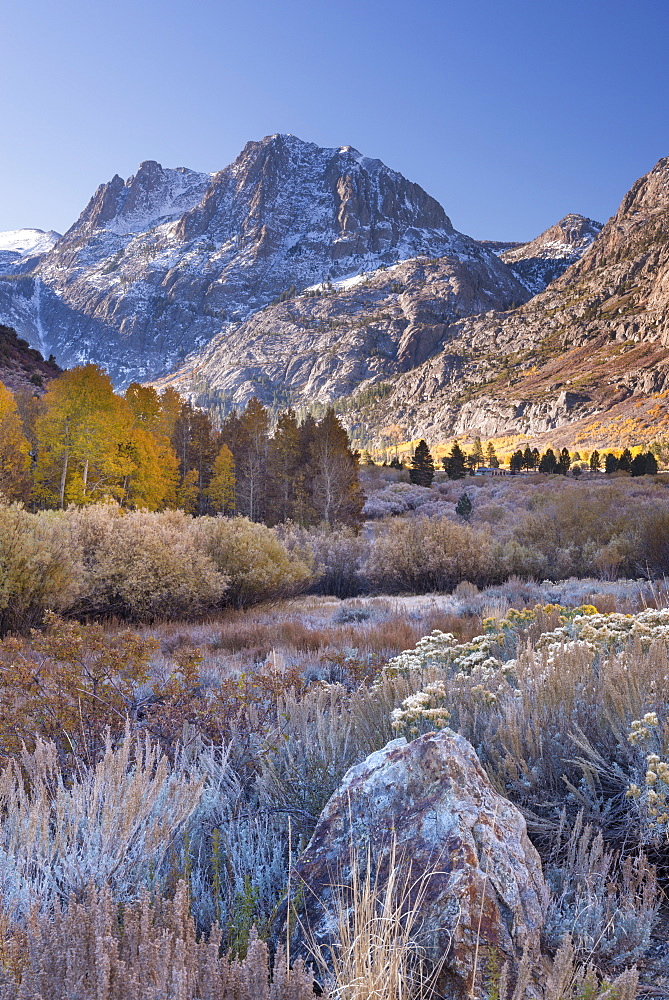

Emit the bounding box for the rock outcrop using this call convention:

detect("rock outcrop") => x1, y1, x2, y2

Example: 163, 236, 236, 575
155, 252, 528, 409
286, 730, 548, 999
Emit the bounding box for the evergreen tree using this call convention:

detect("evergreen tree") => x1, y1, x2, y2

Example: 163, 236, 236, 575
486, 442, 500, 469
226, 398, 270, 522
557, 448, 571, 475
522, 445, 534, 471
409, 440, 435, 487
589, 450, 601, 472
631, 451, 659, 477
455, 491, 473, 521
538, 448, 558, 474
471, 437, 485, 469
509, 450, 523, 474
389, 455, 403, 469
618, 448, 633, 473
443, 442, 466, 480
604, 453, 619, 474
531, 447, 540, 469
267, 408, 301, 524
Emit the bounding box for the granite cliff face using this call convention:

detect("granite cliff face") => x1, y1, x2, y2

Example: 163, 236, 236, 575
343, 157, 669, 448
0, 135, 524, 386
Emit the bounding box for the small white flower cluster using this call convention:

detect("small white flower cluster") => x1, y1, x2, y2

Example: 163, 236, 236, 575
384, 630, 506, 680
537, 609, 669, 655
626, 712, 669, 835
391, 681, 451, 735
384, 629, 458, 676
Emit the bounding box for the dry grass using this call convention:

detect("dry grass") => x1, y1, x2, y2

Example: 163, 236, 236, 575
306, 840, 445, 1000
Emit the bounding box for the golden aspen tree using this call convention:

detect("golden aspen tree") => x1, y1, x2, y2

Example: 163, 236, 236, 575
206, 443, 235, 513
0, 384, 31, 500
33, 365, 125, 507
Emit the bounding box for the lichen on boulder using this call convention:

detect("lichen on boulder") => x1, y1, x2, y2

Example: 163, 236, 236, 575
285, 729, 549, 998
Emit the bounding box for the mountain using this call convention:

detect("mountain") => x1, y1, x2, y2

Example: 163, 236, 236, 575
154, 237, 529, 410
341, 157, 669, 451
499, 214, 603, 294
0, 135, 532, 387
0, 229, 61, 274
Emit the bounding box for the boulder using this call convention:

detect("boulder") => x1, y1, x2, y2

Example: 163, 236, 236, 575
286, 730, 549, 998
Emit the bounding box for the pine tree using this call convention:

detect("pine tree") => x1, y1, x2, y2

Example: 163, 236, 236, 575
604, 453, 619, 474
618, 448, 633, 473
631, 451, 659, 477
589, 449, 601, 472
557, 448, 571, 475
455, 491, 473, 521
472, 437, 485, 469
522, 445, 534, 471
486, 442, 500, 469
509, 450, 524, 473
409, 440, 435, 486
443, 442, 466, 480
267, 409, 301, 523
227, 398, 270, 522
538, 448, 558, 474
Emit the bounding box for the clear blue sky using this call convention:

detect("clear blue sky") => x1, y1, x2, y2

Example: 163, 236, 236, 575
1, 0, 668, 241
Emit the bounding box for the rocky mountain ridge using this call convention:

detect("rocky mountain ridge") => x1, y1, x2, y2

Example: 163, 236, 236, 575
342, 157, 669, 451
0, 135, 590, 392
499, 213, 603, 294
0, 135, 491, 385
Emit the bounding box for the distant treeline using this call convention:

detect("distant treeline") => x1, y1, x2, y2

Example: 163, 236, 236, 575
0, 364, 363, 526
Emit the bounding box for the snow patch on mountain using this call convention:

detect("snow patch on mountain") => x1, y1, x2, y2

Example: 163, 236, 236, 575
0, 229, 61, 275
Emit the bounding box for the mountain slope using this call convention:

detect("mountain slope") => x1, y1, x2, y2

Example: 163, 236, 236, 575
155, 242, 529, 409
0, 135, 529, 387
0, 323, 61, 393
341, 157, 669, 449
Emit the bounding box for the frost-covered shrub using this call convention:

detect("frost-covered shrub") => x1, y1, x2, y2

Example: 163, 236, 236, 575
185, 748, 289, 944
0, 732, 203, 917
196, 516, 311, 607
543, 815, 659, 968
0, 501, 79, 634
362, 482, 438, 518
277, 522, 369, 597
364, 515, 500, 593
67, 504, 227, 620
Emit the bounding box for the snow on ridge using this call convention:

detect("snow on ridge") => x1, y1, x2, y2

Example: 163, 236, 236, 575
0, 229, 61, 255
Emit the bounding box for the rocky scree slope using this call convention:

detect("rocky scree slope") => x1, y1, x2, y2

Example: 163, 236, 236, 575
344, 157, 669, 446
0, 135, 528, 388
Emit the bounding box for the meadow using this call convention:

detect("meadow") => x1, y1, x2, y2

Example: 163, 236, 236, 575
1, 471, 669, 997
